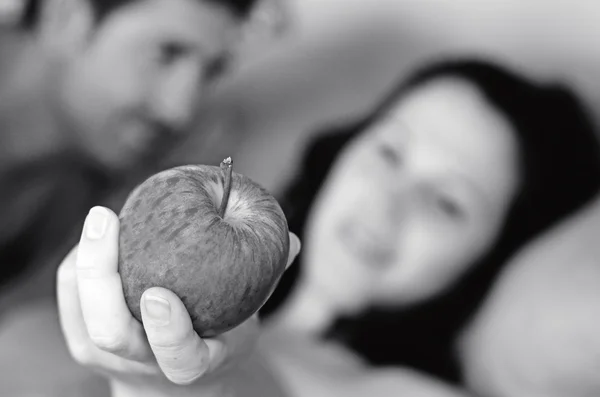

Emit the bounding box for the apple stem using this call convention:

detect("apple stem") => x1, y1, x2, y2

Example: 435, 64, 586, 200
219, 157, 233, 218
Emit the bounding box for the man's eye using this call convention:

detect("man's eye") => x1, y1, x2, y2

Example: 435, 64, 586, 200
204, 55, 229, 83
158, 43, 188, 65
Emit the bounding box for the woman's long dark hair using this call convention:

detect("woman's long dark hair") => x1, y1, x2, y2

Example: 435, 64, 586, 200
260, 58, 600, 383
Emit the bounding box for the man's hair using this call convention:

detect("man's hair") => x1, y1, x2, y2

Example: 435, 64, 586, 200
20, 0, 258, 29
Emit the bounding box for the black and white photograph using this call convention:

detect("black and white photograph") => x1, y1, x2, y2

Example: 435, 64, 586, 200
1, 0, 600, 396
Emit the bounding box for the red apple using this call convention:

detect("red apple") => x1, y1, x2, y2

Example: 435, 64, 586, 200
118, 158, 290, 337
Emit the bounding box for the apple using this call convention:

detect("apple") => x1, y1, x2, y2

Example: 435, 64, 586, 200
118, 158, 290, 337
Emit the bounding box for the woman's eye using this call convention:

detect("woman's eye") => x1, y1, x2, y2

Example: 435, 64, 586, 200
434, 195, 464, 220
378, 143, 402, 166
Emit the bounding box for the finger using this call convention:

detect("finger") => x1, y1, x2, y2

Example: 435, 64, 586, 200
57, 245, 97, 364
286, 232, 301, 270
141, 287, 214, 385
76, 206, 149, 360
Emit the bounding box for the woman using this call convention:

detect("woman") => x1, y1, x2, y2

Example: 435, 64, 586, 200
259, 58, 600, 383
55, 58, 600, 397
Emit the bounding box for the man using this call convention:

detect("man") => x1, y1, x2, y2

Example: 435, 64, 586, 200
0, 0, 262, 297
0, 1, 301, 395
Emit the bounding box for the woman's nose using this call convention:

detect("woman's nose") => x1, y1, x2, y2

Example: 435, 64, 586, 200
361, 189, 406, 238
379, 180, 411, 226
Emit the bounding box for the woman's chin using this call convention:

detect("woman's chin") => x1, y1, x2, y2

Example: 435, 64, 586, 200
312, 278, 371, 316
305, 252, 374, 315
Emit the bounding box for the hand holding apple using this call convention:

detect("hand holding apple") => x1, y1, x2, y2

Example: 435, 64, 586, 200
118, 158, 291, 337
57, 203, 300, 397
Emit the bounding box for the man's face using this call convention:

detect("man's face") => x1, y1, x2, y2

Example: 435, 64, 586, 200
58, 0, 241, 171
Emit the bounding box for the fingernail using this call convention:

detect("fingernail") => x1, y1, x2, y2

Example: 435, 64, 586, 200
144, 295, 171, 326
85, 207, 109, 240
291, 233, 301, 255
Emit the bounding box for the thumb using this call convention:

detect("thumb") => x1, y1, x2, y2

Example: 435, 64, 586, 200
286, 232, 301, 270
141, 287, 216, 385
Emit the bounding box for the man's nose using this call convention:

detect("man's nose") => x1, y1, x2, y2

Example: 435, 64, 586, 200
153, 70, 203, 132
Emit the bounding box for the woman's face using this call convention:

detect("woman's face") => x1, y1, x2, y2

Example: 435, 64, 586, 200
303, 77, 520, 313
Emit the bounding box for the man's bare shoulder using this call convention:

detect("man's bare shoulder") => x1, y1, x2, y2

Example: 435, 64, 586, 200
0, 27, 31, 85
0, 27, 54, 166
